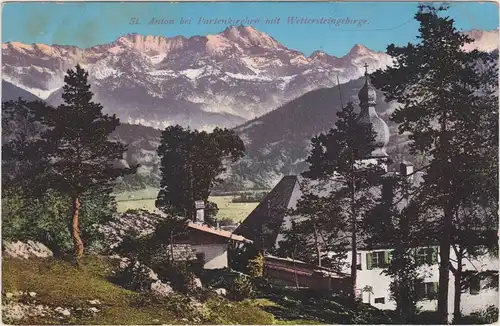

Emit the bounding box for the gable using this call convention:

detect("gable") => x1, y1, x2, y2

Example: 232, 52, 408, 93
234, 175, 299, 248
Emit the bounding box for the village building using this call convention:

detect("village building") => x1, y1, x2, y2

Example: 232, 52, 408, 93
264, 254, 350, 293
172, 222, 252, 269
234, 66, 499, 319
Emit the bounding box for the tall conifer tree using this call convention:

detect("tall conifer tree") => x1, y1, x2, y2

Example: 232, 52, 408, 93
304, 101, 386, 299
371, 4, 498, 322
40, 64, 135, 258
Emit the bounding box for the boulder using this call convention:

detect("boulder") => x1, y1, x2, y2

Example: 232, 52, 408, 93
151, 280, 174, 297
3, 241, 53, 259
3, 302, 53, 323
55, 307, 71, 316
193, 277, 203, 289
214, 288, 227, 296
88, 307, 100, 313
111, 255, 173, 297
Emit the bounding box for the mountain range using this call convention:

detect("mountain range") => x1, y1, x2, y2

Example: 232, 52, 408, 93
2, 25, 395, 130
2, 27, 498, 189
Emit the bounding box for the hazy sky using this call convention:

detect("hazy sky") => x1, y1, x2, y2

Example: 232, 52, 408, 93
2, 1, 498, 56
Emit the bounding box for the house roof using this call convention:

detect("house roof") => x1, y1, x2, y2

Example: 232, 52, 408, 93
265, 255, 349, 278
235, 168, 428, 251
187, 222, 252, 243
234, 175, 299, 249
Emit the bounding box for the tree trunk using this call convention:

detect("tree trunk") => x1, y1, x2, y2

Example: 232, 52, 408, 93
438, 116, 452, 324
72, 196, 84, 259
453, 250, 463, 323
292, 250, 299, 289
313, 224, 322, 267
351, 224, 357, 300
170, 229, 175, 264
351, 179, 357, 301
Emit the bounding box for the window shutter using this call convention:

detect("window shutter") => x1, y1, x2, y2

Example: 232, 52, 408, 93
431, 247, 438, 265
432, 282, 439, 297
384, 251, 391, 267
416, 282, 425, 299
367, 252, 373, 270
470, 276, 480, 295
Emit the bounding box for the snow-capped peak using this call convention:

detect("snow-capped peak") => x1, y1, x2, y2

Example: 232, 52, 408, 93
310, 50, 328, 58
347, 44, 372, 56
221, 25, 282, 49
113, 33, 187, 55
462, 29, 499, 53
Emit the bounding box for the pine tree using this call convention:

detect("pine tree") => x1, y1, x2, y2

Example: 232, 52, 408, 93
278, 180, 349, 272
156, 125, 245, 222
40, 64, 135, 259
303, 101, 386, 299
447, 154, 498, 322
371, 4, 498, 322
365, 174, 431, 322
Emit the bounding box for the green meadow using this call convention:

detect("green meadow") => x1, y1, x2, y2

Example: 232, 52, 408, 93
114, 188, 259, 223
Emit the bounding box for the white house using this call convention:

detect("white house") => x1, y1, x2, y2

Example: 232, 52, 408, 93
346, 246, 498, 317
173, 222, 252, 269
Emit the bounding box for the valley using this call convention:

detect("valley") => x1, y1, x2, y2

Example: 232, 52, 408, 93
114, 188, 260, 223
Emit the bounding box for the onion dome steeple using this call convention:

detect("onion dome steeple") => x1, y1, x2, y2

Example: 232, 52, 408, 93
357, 63, 390, 158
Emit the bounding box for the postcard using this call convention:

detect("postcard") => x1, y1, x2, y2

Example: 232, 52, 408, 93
1, 1, 499, 325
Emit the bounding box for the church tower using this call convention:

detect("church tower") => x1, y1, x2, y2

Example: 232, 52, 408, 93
357, 64, 390, 170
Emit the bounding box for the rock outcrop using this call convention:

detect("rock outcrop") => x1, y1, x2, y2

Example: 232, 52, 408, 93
100, 210, 164, 250
111, 255, 174, 297
3, 241, 53, 259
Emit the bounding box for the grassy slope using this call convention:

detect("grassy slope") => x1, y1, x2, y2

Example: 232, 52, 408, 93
2, 257, 275, 325
114, 188, 258, 223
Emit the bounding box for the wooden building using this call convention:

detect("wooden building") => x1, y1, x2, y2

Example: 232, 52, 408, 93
264, 255, 350, 294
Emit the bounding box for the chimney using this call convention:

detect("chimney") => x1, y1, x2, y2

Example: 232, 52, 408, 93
399, 161, 414, 176
195, 200, 205, 223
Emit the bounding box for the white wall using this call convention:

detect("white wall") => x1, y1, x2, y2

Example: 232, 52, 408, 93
192, 244, 228, 269
342, 248, 498, 319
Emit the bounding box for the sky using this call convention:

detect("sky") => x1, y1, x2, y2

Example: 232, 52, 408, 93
2, 1, 499, 57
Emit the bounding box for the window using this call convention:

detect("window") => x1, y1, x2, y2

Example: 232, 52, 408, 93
367, 251, 389, 269
416, 247, 438, 265
470, 275, 480, 295
196, 252, 206, 264
417, 282, 438, 300
483, 273, 499, 290
374, 297, 385, 304
357, 253, 362, 270
373, 251, 384, 268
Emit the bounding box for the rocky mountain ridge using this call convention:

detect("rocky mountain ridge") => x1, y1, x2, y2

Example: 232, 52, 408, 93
2, 25, 394, 130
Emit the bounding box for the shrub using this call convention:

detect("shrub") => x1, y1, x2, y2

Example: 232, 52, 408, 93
248, 252, 264, 278
218, 217, 235, 226
2, 187, 115, 255
459, 305, 499, 324
111, 261, 154, 292
228, 275, 255, 301
163, 262, 198, 294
